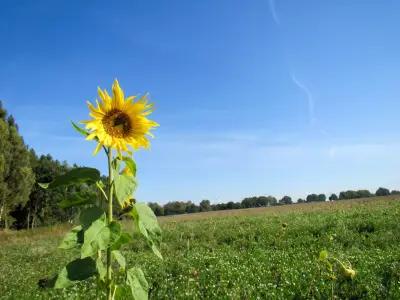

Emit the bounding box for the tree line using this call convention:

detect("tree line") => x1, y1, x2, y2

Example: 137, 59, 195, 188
0, 100, 399, 228
148, 187, 399, 216
0, 101, 93, 229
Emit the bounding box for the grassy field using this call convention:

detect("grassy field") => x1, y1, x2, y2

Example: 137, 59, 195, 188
1, 196, 400, 299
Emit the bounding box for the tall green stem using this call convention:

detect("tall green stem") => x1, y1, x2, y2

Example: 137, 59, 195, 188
106, 148, 113, 300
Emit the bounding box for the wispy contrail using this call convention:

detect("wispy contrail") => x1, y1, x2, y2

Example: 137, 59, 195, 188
268, 0, 280, 25
291, 73, 316, 125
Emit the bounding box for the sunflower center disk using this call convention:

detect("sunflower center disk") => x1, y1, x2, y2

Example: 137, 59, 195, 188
102, 110, 132, 138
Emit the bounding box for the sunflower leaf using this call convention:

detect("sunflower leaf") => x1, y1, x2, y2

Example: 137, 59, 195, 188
59, 225, 83, 250
81, 220, 121, 258
59, 192, 96, 209
114, 173, 137, 207
110, 232, 133, 251
121, 156, 137, 177
130, 203, 162, 260
96, 255, 106, 282
79, 206, 105, 229
54, 257, 97, 289
113, 284, 131, 299
112, 250, 126, 271
126, 267, 149, 300
39, 167, 101, 189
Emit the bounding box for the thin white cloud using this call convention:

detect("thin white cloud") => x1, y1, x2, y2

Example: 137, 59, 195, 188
327, 143, 395, 160
268, 0, 280, 25
291, 73, 316, 125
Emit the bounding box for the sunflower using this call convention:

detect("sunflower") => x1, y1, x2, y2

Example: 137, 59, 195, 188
82, 79, 159, 155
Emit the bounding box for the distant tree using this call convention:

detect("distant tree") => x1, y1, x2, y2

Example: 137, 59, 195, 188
226, 201, 235, 210
241, 197, 254, 208
0, 103, 34, 229
213, 203, 228, 210
255, 196, 268, 207
199, 199, 211, 212
356, 190, 372, 198
148, 202, 164, 216
164, 201, 188, 215
339, 190, 358, 200
329, 193, 338, 201
19, 152, 80, 229
221, 201, 241, 210
338, 189, 374, 200
376, 187, 390, 197
339, 191, 347, 200
391, 190, 400, 195
0, 101, 6, 119
232, 202, 242, 209
186, 201, 199, 213
7, 115, 18, 130
306, 194, 319, 202
318, 194, 326, 202
266, 196, 278, 206
297, 198, 306, 203
279, 196, 292, 205
241, 196, 277, 208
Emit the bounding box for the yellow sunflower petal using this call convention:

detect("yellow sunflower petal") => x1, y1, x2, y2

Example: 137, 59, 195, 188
86, 133, 97, 140
112, 79, 124, 109
93, 142, 103, 155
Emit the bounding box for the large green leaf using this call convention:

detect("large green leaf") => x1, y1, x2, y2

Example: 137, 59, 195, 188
112, 155, 136, 177
126, 267, 149, 300
96, 256, 106, 282
81, 220, 121, 258
81, 218, 108, 258
112, 250, 126, 271
114, 284, 131, 299
109, 221, 122, 245
121, 156, 137, 177
39, 167, 100, 189
54, 257, 97, 289
130, 203, 162, 259
59, 193, 95, 209
114, 173, 137, 207
112, 157, 122, 177
80, 206, 105, 229
59, 225, 83, 250
111, 232, 132, 251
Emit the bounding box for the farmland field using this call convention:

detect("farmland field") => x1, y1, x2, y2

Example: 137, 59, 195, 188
1, 196, 400, 299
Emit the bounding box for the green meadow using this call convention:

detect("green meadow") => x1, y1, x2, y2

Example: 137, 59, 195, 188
1, 196, 400, 299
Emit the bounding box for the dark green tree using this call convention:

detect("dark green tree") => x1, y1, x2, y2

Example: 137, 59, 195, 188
339, 190, 356, 200
163, 201, 187, 215
148, 202, 164, 216
356, 190, 372, 198
279, 196, 293, 205
186, 201, 199, 213
306, 194, 319, 202
199, 199, 211, 212
23, 153, 71, 228
376, 187, 390, 197
0, 102, 34, 229
226, 201, 241, 210
329, 193, 338, 201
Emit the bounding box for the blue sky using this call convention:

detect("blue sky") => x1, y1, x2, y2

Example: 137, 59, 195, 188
1, 1, 400, 203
